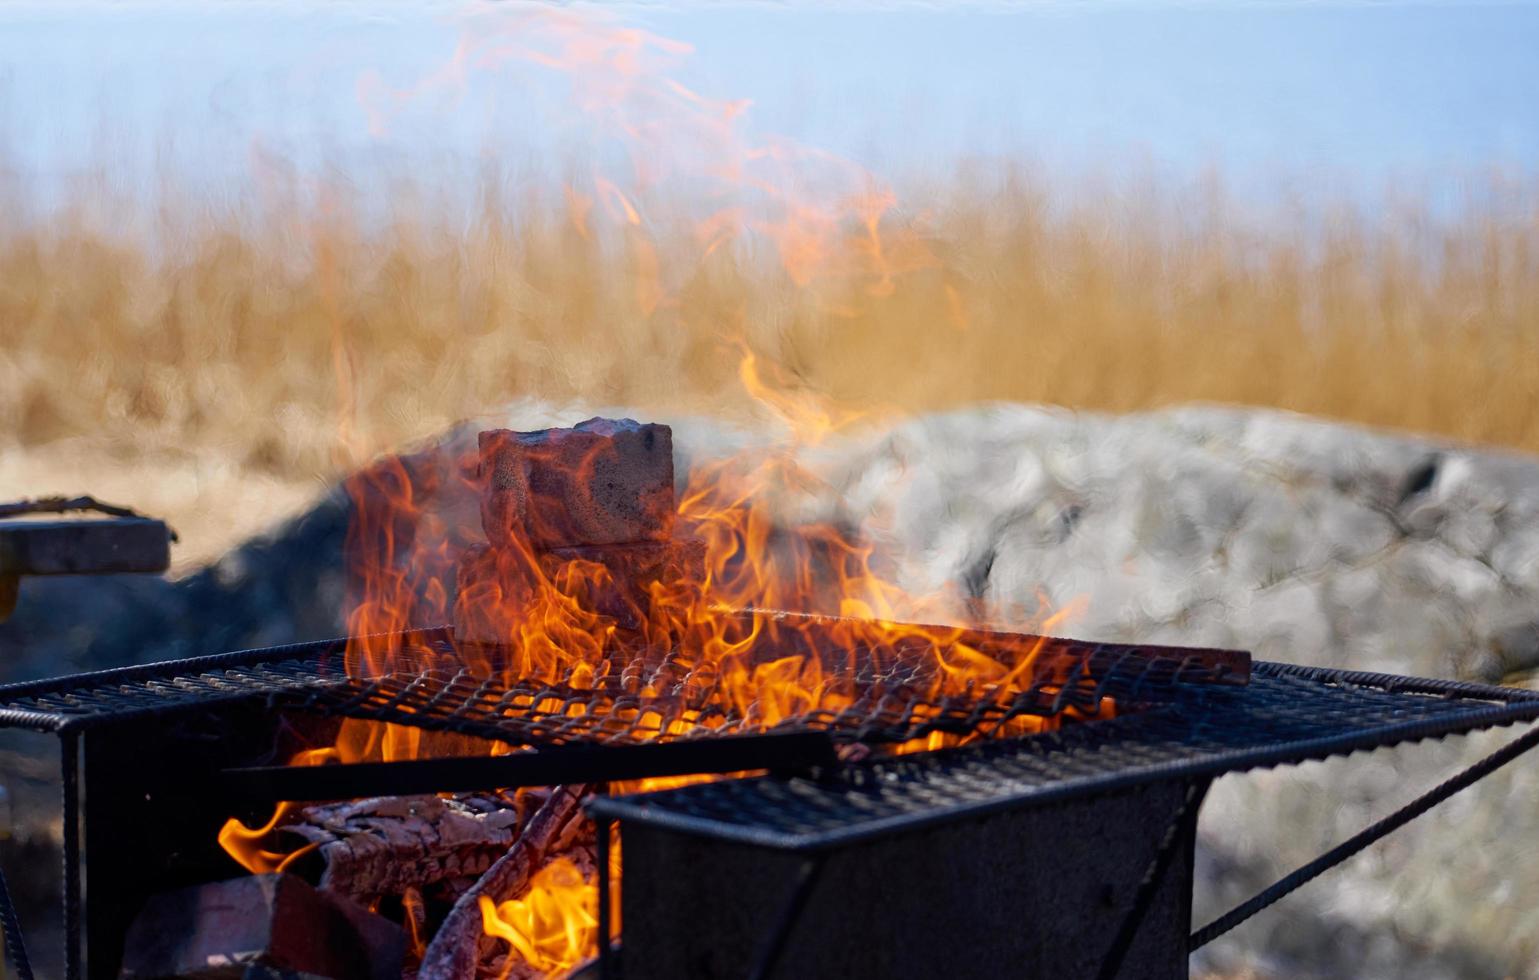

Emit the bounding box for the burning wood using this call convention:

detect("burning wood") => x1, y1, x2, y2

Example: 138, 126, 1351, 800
419, 785, 591, 980
280, 792, 526, 904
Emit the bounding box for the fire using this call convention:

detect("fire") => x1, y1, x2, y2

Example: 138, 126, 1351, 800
218, 747, 338, 874
479, 853, 616, 980
219, 378, 1098, 969
216, 8, 1101, 976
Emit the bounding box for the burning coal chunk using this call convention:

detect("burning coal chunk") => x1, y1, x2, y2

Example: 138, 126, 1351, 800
119, 873, 404, 980
479, 417, 674, 549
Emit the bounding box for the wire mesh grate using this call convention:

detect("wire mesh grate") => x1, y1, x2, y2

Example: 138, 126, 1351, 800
0, 627, 1239, 749
590, 662, 1539, 850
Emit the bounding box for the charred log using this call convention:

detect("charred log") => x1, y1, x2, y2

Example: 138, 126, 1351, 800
418, 785, 591, 980
281, 792, 523, 903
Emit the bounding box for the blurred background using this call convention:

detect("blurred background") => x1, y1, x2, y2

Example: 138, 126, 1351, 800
3, 2, 1539, 977
4, 1, 1536, 569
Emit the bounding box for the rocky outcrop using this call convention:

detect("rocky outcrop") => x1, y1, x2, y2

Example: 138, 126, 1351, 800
800, 404, 1539, 980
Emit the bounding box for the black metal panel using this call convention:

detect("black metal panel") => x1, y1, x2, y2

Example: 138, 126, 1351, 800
589, 663, 1539, 851
79, 705, 336, 980
617, 779, 1204, 980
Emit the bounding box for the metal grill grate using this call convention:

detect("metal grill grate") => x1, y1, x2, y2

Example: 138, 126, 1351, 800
0, 628, 1242, 749
290, 639, 1239, 749
590, 662, 1539, 850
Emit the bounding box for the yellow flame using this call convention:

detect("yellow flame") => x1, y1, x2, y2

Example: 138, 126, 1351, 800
481, 858, 599, 978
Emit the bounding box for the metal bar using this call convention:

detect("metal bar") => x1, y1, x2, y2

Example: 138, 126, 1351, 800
61, 732, 80, 980
745, 854, 827, 980
597, 814, 615, 980
1190, 719, 1539, 949
0, 495, 156, 521
219, 731, 838, 803
1096, 779, 1207, 980
737, 607, 1252, 686
0, 863, 34, 980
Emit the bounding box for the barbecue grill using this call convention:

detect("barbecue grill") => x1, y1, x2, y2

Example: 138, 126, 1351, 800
2, 625, 1538, 979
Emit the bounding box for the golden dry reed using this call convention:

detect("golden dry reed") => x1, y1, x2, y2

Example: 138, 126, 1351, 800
3, 163, 1538, 490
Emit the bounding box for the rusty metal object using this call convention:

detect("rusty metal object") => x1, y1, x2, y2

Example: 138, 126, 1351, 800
743, 607, 1252, 686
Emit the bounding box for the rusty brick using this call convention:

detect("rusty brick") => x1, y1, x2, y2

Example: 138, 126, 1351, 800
478, 418, 674, 549
118, 873, 404, 980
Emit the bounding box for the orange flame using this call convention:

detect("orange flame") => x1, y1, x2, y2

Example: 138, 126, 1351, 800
217, 747, 337, 874
480, 856, 608, 979
216, 10, 1097, 976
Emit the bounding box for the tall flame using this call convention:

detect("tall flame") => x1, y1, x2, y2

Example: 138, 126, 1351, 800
218, 8, 1095, 976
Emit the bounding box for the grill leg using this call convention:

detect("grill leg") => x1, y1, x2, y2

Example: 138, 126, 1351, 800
61, 732, 81, 980
598, 815, 616, 980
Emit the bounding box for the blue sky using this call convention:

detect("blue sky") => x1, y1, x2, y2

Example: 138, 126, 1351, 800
1, 2, 1536, 212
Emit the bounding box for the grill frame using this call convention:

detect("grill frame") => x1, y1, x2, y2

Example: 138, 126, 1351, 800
4, 630, 1538, 980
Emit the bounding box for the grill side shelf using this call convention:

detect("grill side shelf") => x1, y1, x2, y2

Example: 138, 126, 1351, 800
588, 663, 1539, 852
0, 630, 450, 733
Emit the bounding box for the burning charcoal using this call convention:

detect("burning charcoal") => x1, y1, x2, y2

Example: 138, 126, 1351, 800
118, 873, 404, 980
478, 418, 674, 549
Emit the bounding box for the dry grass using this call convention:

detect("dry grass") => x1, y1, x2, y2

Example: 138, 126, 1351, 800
3, 164, 1537, 565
